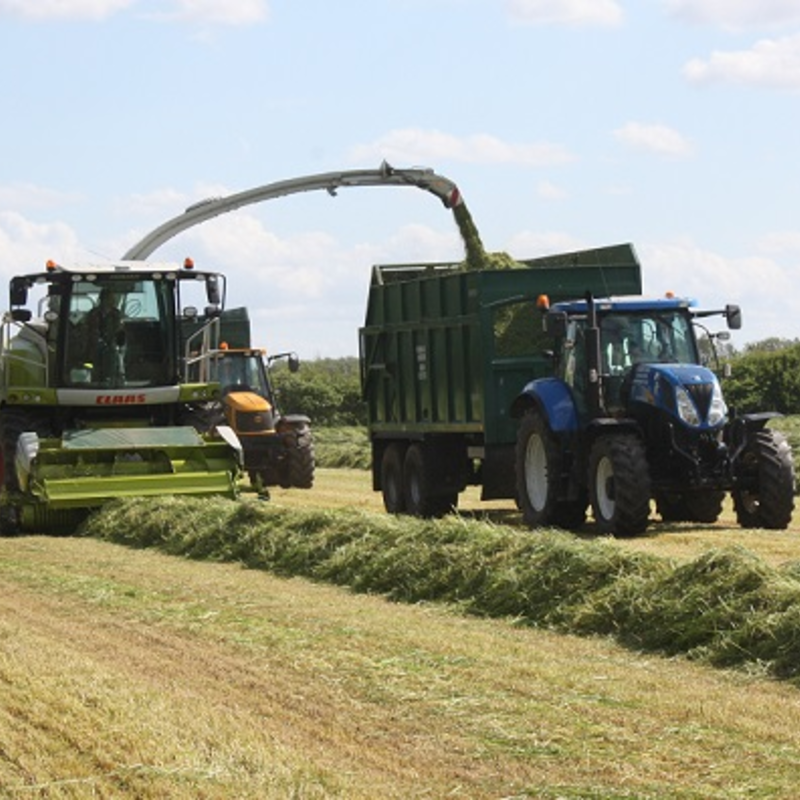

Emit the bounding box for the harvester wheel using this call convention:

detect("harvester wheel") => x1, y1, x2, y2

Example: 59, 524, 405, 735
733, 429, 795, 529
381, 443, 406, 514
589, 434, 651, 536
516, 410, 585, 529
403, 444, 456, 518
284, 424, 315, 489
0, 408, 42, 492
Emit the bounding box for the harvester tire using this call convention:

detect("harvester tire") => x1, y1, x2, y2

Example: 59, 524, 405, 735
0, 408, 41, 493
516, 410, 585, 530
733, 429, 795, 529
284, 425, 315, 489
589, 433, 651, 537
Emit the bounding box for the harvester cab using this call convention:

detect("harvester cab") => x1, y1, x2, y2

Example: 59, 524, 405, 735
514, 292, 794, 536
202, 346, 314, 496
0, 258, 243, 533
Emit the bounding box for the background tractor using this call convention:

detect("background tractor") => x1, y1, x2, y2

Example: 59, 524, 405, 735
202, 345, 314, 495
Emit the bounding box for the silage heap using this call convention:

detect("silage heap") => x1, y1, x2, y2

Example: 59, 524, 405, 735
83, 496, 800, 684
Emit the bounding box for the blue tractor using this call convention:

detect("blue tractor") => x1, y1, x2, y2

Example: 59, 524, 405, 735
512, 293, 795, 536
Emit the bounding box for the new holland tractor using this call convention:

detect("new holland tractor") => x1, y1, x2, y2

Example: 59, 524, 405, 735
513, 292, 795, 536
0, 258, 243, 533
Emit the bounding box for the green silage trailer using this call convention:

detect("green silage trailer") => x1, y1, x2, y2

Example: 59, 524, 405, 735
359, 243, 643, 516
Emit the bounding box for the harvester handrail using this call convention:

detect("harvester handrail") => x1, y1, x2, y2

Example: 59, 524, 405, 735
183, 316, 221, 384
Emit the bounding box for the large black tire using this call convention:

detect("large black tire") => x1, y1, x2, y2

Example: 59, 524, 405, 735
589, 434, 651, 536
403, 443, 457, 518
380, 443, 406, 514
284, 424, 315, 489
733, 429, 795, 529
515, 410, 586, 530
656, 491, 724, 524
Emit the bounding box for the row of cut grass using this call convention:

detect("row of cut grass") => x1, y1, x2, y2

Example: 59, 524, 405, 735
81, 495, 800, 684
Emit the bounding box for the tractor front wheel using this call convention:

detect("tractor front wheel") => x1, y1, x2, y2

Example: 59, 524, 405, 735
733, 429, 795, 529
589, 434, 651, 537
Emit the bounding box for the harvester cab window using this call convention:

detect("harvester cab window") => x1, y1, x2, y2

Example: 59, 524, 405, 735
65, 278, 172, 388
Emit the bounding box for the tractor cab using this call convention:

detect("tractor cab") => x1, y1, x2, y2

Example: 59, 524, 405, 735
545, 295, 738, 426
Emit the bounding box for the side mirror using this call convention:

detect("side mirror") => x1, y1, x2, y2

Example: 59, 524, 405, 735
10, 277, 28, 307
725, 304, 742, 330
206, 275, 221, 306
288, 353, 300, 373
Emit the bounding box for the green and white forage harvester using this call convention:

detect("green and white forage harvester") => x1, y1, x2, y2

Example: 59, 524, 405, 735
0, 257, 243, 533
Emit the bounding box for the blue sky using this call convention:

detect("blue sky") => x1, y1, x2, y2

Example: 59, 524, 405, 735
1, 0, 799, 358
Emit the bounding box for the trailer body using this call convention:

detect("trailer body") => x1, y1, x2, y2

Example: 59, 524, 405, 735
359, 244, 642, 513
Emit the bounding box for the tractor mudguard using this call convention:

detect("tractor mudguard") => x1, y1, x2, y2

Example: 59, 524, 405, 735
511, 377, 578, 434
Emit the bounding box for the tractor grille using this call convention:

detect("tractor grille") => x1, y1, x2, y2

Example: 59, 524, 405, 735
685, 382, 713, 421
237, 409, 275, 434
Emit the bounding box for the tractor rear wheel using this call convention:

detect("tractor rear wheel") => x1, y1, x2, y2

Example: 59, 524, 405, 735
589, 434, 651, 536
733, 429, 795, 529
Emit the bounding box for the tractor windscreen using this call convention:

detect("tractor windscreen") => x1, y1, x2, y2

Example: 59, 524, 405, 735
600, 310, 698, 373
64, 277, 176, 388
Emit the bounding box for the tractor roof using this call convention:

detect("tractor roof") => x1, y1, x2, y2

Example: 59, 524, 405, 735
551, 296, 696, 315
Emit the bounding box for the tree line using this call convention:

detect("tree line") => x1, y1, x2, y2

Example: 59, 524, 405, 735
270, 338, 800, 427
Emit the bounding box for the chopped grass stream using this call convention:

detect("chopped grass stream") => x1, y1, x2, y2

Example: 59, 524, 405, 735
80, 496, 800, 684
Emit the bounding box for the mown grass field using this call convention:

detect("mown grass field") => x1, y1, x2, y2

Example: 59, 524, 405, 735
2, 422, 800, 798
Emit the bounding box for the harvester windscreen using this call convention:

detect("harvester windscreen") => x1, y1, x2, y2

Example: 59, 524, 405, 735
65, 278, 175, 388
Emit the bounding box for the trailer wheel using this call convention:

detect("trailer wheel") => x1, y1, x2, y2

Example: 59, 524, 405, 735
733, 429, 795, 529
589, 434, 651, 536
381, 443, 406, 514
403, 444, 456, 518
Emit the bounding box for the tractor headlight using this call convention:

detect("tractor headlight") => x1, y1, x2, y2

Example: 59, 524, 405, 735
675, 385, 701, 426
707, 378, 728, 427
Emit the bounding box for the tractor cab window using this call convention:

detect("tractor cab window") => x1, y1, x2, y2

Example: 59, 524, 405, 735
64, 277, 174, 388
600, 311, 698, 372
214, 353, 267, 396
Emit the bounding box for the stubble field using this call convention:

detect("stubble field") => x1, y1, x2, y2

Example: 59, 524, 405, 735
2, 467, 800, 798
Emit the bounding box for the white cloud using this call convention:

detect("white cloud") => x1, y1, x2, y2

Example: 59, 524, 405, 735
350, 129, 575, 168
684, 34, 800, 89
663, 0, 800, 30
757, 230, 800, 255
0, 211, 85, 277
0, 0, 268, 24
504, 230, 585, 257
506, 0, 623, 27
613, 122, 694, 158
640, 240, 798, 347
153, 0, 268, 26
0, 0, 133, 21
